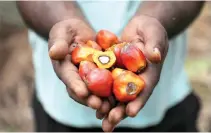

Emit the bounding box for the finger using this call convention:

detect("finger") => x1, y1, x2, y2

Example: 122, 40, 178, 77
126, 61, 161, 117
67, 87, 103, 110
99, 100, 111, 114
96, 96, 117, 120
108, 104, 126, 124
48, 39, 71, 60
102, 109, 127, 133
102, 104, 126, 132
55, 55, 103, 108
66, 87, 87, 105
102, 116, 115, 132
48, 21, 77, 60
96, 111, 105, 120
96, 100, 111, 120
143, 37, 167, 64
87, 95, 102, 110
108, 95, 118, 108
138, 22, 169, 63
54, 55, 89, 98
120, 18, 141, 43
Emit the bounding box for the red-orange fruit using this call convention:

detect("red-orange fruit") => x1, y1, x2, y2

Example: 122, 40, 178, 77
96, 30, 119, 50
113, 70, 145, 102
71, 46, 97, 65
85, 68, 113, 97
107, 42, 126, 68
79, 61, 97, 81
86, 40, 102, 51
121, 43, 147, 73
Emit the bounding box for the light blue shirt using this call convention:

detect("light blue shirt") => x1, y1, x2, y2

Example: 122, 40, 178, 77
28, 1, 191, 128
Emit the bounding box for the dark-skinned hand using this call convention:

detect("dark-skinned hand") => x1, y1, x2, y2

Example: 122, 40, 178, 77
48, 19, 114, 117
99, 15, 169, 132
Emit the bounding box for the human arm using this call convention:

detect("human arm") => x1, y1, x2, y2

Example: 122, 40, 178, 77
101, 1, 205, 132
17, 1, 111, 114
17, 1, 89, 40
135, 1, 205, 39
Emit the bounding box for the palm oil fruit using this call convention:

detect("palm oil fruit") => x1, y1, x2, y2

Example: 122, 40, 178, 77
121, 43, 147, 73
85, 68, 113, 97
86, 40, 102, 51
96, 30, 119, 50
107, 42, 126, 68
113, 70, 145, 102
111, 68, 125, 80
79, 61, 97, 81
92, 50, 116, 69
71, 46, 98, 65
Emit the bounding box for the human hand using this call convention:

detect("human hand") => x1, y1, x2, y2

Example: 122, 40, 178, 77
48, 19, 112, 115
101, 15, 169, 132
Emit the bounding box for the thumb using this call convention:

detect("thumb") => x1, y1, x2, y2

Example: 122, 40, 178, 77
144, 41, 162, 64
48, 20, 77, 60
49, 39, 70, 60
132, 40, 162, 64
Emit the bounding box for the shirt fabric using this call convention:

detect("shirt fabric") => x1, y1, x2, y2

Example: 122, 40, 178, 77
28, 1, 192, 128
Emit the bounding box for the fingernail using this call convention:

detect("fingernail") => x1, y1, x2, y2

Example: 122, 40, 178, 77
49, 45, 59, 59
153, 48, 161, 63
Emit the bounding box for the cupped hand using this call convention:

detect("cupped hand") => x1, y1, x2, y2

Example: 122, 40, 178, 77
48, 19, 112, 114
101, 15, 169, 132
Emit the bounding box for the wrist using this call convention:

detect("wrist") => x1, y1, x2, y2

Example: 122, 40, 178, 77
131, 15, 167, 36
53, 18, 87, 30
134, 14, 165, 28
50, 18, 95, 44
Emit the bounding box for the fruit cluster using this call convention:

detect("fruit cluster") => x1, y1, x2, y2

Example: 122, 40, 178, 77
71, 30, 147, 103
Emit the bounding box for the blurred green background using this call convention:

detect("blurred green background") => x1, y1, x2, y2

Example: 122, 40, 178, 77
0, 1, 210, 132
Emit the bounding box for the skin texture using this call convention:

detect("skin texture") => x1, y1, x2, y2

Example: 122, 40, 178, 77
100, 2, 205, 132
17, 1, 205, 132
17, 1, 112, 115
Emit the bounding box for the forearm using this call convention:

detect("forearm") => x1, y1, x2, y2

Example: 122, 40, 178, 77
17, 1, 88, 40
136, 1, 205, 39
